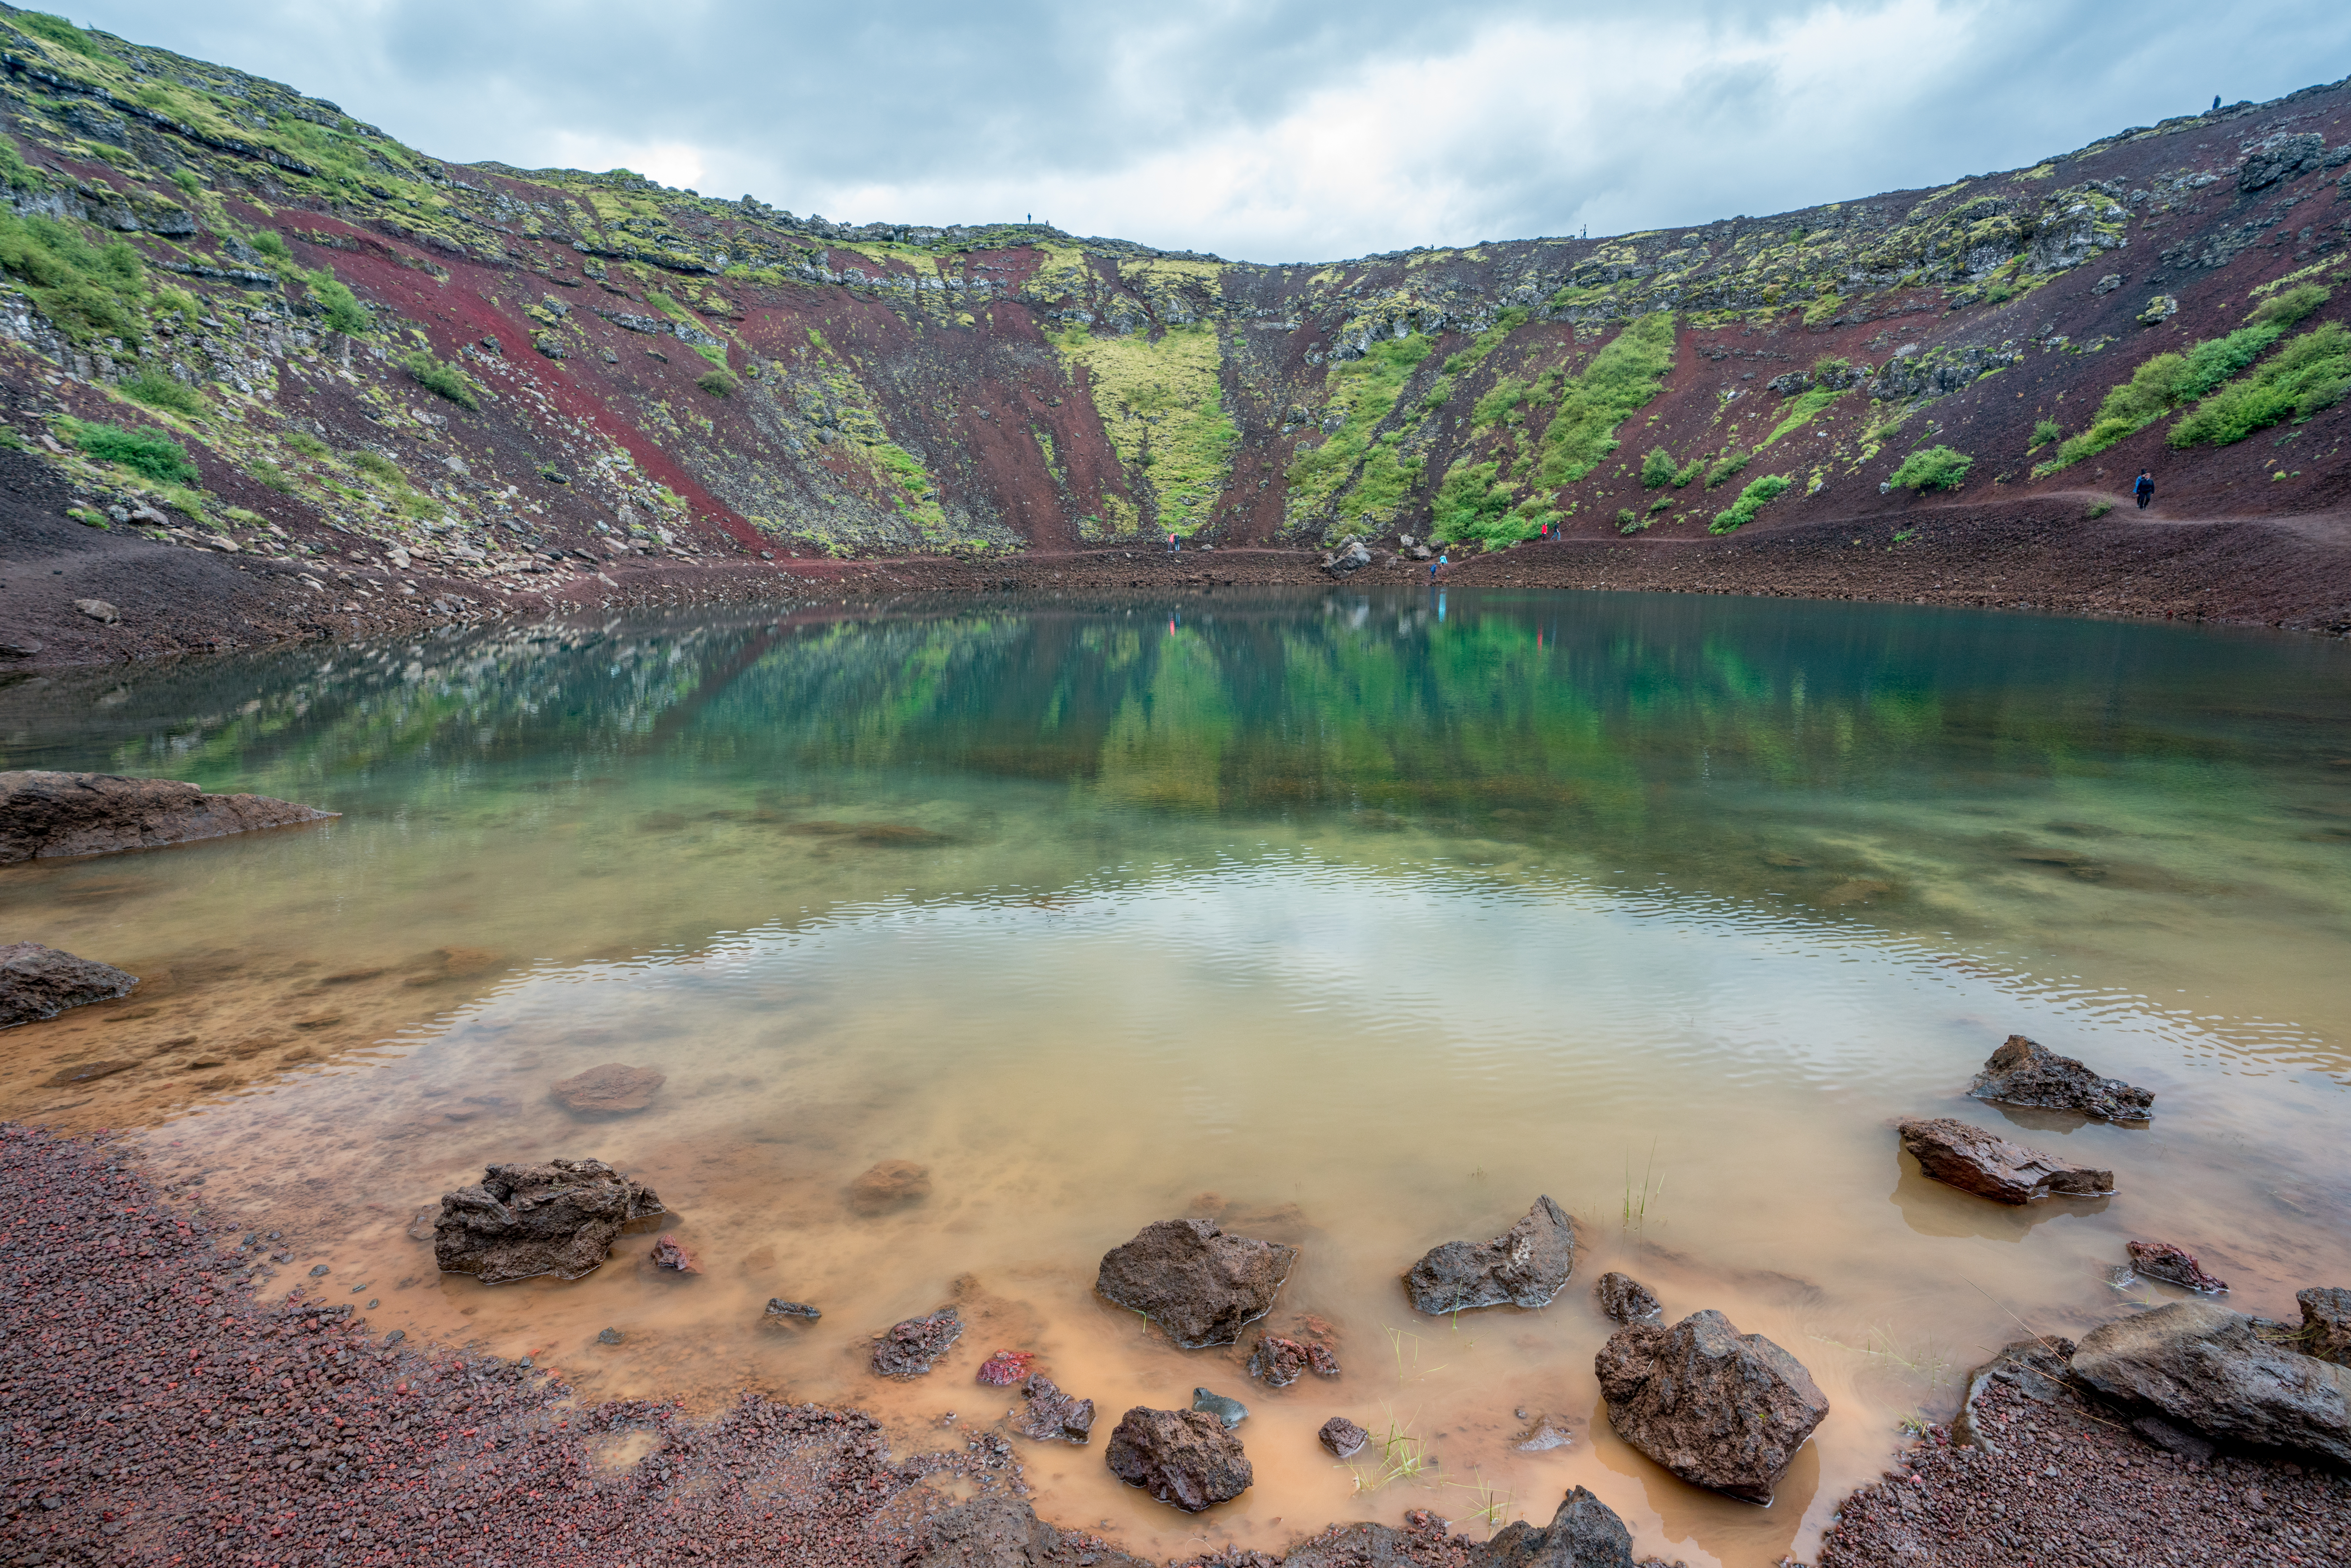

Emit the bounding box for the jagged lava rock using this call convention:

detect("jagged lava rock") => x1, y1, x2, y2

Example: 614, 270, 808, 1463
433, 1158, 665, 1284
1095, 1218, 1297, 1348
1969, 1033, 2154, 1121
1402, 1195, 1576, 1314
847, 1158, 932, 1214
2299, 1287, 2351, 1366
1103, 1406, 1251, 1512
1596, 1309, 1830, 1503
2127, 1240, 2227, 1294
648, 1233, 698, 1273
2070, 1301, 2351, 1464
976, 1349, 1035, 1385
1481, 1486, 1636, 1568
1897, 1116, 2114, 1203
1012, 1374, 1096, 1443
549, 1062, 665, 1116
1318, 1415, 1367, 1458
0, 942, 137, 1027
1595, 1271, 1662, 1324
871, 1307, 962, 1377
0, 770, 335, 863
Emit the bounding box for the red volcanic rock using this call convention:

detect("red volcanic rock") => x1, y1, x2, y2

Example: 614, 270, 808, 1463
976, 1349, 1036, 1385
549, 1062, 665, 1116
1897, 1117, 2114, 1204
1970, 1033, 2154, 1121
1318, 1415, 1368, 1457
2128, 1240, 2227, 1294
0, 770, 335, 863
649, 1233, 699, 1274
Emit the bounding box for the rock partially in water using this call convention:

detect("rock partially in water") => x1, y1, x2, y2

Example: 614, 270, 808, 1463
549, 1062, 665, 1117
596, 1327, 624, 1345
905, 1493, 1151, 1568
1897, 1117, 2115, 1204
1403, 1195, 1576, 1315
405, 1207, 437, 1242
1480, 1485, 1636, 1568
1595, 1271, 1662, 1325
1969, 1033, 2154, 1122
648, 1233, 698, 1274
1513, 1415, 1574, 1453
1012, 1374, 1096, 1443
432, 1159, 665, 1285
1596, 1309, 1830, 1504
0, 770, 336, 864
871, 1307, 962, 1378
1104, 1406, 1252, 1512
976, 1349, 1035, 1385
1, 942, 138, 1029
1247, 1335, 1309, 1387
846, 1158, 932, 1215
1191, 1388, 1248, 1429
1094, 1218, 1297, 1348
2127, 1240, 2228, 1294
763, 1298, 822, 1321
1318, 1415, 1367, 1458
2071, 1301, 2351, 1464
2299, 1287, 2351, 1366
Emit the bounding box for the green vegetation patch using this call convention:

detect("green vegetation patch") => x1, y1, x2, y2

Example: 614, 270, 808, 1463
401, 350, 479, 410
1431, 459, 1558, 549
696, 367, 738, 397
1534, 312, 1677, 487
1053, 322, 1237, 536
119, 368, 208, 420
2168, 320, 2351, 447
1286, 332, 1432, 529
305, 269, 370, 334
1710, 473, 1792, 534
0, 213, 146, 344
63, 417, 197, 484
15, 12, 110, 58
1890, 446, 1974, 492
1759, 387, 1847, 449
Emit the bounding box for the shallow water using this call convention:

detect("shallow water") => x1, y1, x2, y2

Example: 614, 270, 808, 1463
3, 588, 2348, 1565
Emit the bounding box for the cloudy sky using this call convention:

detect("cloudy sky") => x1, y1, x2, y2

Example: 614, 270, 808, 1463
70, 0, 2351, 263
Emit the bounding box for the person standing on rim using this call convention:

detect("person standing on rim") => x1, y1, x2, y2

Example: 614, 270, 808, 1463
2133, 470, 2154, 510
1166, 531, 1179, 554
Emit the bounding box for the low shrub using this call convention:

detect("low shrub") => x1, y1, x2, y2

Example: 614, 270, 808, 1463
352, 449, 402, 482
1890, 446, 1974, 492
401, 350, 478, 410
1639, 446, 1677, 488
0, 212, 145, 343
250, 459, 295, 492
2086, 499, 2113, 518
2030, 418, 2061, 449
1709, 473, 1791, 534
284, 430, 330, 458
696, 367, 737, 397
2168, 321, 2351, 447
249, 231, 292, 263
2247, 283, 2330, 330
67, 418, 197, 483
119, 368, 208, 420
1702, 449, 1749, 488
305, 269, 370, 335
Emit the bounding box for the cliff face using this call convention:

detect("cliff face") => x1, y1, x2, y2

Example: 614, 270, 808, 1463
0, 4, 2345, 580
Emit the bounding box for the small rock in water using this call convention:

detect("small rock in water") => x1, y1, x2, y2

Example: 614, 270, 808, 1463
1897, 1117, 2115, 1204
549, 1062, 666, 1117
1318, 1415, 1368, 1458
1247, 1335, 1311, 1387
405, 1208, 437, 1242
763, 1298, 821, 1321
1484, 1489, 1636, 1566
1597, 1309, 1830, 1503
1013, 1374, 1096, 1443
367, 1298, 379, 1309
1095, 1218, 1297, 1348
1402, 1195, 1577, 1315
1191, 1387, 1248, 1429
846, 1158, 932, 1215
1969, 1033, 2154, 1121
309, 1264, 330, 1277
433, 1158, 666, 1284
976, 1349, 1036, 1385
0, 942, 139, 1027
1105, 1406, 1252, 1512
1596, 1271, 1663, 1324
2128, 1240, 2229, 1294
1513, 1415, 1574, 1452
872, 1307, 962, 1378
596, 1327, 624, 1344
648, 1233, 699, 1273
1305, 1341, 1340, 1378
383, 1329, 405, 1345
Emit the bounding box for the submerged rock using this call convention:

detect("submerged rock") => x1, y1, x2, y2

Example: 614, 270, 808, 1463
976, 1349, 1035, 1385
1969, 1034, 2154, 1121
1595, 1271, 1662, 1325
433, 1159, 666, 1285
1897, 1117, 2115, 1204
0, 942, 137, 1028
1104, 1406, 1252, 1512
647, 1233, 698, 1274
1481, 1486, 1636, 1568
1191, 1387, 1248, 1429
0, 770, 336, 864
1095, 1218, 1297, 1348
1403, 1195, 1576, 1315
2127, 1240, 2228, 1294
549, 1062, 665, 1117
846, 1158, 932, 1215
1596, 1309, 1830, 1504
1012, 1374, 1096, 1443
2299, 1287, 2351, 1366
762, 1298, 822, 1321
1318, 1415, 1368, 1458
871, 1307, 962, 1378
1513, 1415, 1574, 1453
2071, 1301, 2351, 1464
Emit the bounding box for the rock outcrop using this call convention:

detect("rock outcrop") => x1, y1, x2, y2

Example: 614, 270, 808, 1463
1595, 1309, 1830, 1504
2070, 1301, 2351, 1464
2127, 1240, 2227, 1294
1480, 1486, 1636, 1568
2299, 1287, 2351, 1366
1594, 1271, 1662, 1324
0, 771, 335, 863
0, 942, 137, 1028
1011, 1374, 1096, 1443
1968, 1034, 2154, 1121
1896, 1117, 2115, 1203
549, 1062, 665, 1117
1402, 1195, 1576, 1315
1103, 1406, 1252, 1512
432, 1159, 665, 1284
871, 1307, 963, 1377
1094, 1218, 1297, 1348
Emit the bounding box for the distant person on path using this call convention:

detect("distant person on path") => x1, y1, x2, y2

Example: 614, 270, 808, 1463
1166, 532, 1179, 554
2212, 94, 2221, 112
2133, 471, 2154, 510
1428, 552, 1449, 582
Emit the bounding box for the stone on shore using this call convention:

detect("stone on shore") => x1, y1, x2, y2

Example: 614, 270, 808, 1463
2127, 1240, 2227, 1294
1012, 1374, 1096, 1443
871, 1307, 962, 1377
1596, 1309, 1830, 1504
976, 1349, 1035, 1385
1595, 1271, 1662, 1324
1402, 1195, 1577, 1315
847, 1158, 932, 1215
1480, 1486, 1636, 1568
549, 1062, 665, 1117
1318, 1415, 1367, 1458
1969, 1033, 2154, 1121
2070, 1301, 2351, 1464
1896, 1116, 2115, 1204
0, 770, 336, 864
0, 942, 138, 1028
433, 1158, 666, 1284
1103, 1406, 1252, 1512
2299, 1287, 2351, 1366
1095, 1218, 1297, 1348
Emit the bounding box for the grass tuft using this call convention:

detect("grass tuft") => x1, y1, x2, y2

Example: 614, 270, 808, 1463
63, 417, 197, 484
401, 350, 479, 410
1890, 446, 1973, 492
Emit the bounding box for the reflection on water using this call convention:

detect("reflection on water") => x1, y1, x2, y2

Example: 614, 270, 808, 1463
3, 589, 2348, 1566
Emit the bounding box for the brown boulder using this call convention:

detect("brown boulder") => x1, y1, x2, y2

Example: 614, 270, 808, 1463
1969, 1033, 2153, 1121
2299, 1288, 2351, 1366
433, 1159, 665, 1284
1596, 1309, 1829, 1504
2071, 1301, 2351, 1464
1480, 1486, 1636, 1568
1095, 1218, 1296, 1348
549, 1062, 665, 1117
847, 1158, 932, 1215
1403, 1195, 1576, 1315
1896, 1116, 2114, 1204
1, 943, 137, 1028
2127, 1240, 2227, 1294
0, 770, 335, 864
1103, 1406, 1251, 1512
871, 1307, 962, 1377
1011, 1374, 1096, 1443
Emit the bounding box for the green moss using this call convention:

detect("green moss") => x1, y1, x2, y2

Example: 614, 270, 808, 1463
305, 269, 370, 334
1430, 458, 1558, 548
15, 12, 110, 57
2041, 320, 2290, 472
1758, 387, 1846, 449
401, 350, 479, 410
1053, 322, 1237, 536
62, 417, 196, 483
1709, 473, 1792, 533
118, 368, 208, 420
0, 213, 146, 343
2168, 321, 2351, 447
696, 367, 737, 396
1533, 312, 1677, 487
1702, 449, 1749, 489
1890, 445, 1974, 492
1285, 332, 1432, 529
285, 430, 330, 459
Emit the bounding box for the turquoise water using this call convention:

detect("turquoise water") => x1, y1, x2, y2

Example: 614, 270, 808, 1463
3, 588, 2347, 1565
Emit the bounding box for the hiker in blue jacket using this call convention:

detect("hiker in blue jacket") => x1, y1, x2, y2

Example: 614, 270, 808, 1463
2133, 471, 2154, 510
